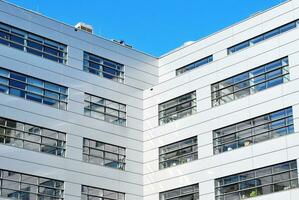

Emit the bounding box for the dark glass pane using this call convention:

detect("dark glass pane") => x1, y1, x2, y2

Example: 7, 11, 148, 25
27, 47, 43, 56
250, 35, 264, 44
280, 22, 296, 33
43, 53, 59, 62
26, 93, 42, 103
235, 41, 250, 52
264, 28, 280, 40
43, 98, 58, 108
9, 80, 26, 89
0, 85, 9, 94
9, 88, 25, 97
44, 46, 59, 56
11, 34, 24, 44
10, 72, 26, 82
273, 181, 290, 192
0, 31, 10, 46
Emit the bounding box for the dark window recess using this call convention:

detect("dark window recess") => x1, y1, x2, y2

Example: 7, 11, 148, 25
0, 22, 67, 63
228, 20, 299, 54
215, 160, 298, 200
176, 55, 213, 75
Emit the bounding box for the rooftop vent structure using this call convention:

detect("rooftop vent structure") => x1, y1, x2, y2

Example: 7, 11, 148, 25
75, 22, 93, 33
112, 39, 133, 48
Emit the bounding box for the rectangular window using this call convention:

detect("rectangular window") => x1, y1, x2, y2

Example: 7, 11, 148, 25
0, 22, 67, 64
213, 107, 294, 154
0, 117, 66, 156
82, 185, 125, 200
160, 184, 199, 200
84, 93, 126, 126
159, 91, 197, 125
211, 57, 289, 106
215, 160, 298, 200
159, 136, 198, 169
83, 138, 126, 170
0, 169, 64, 200
0, 67, 68, 110
83, 52, 125, 83
176, 55, 213, 75
227, 20, 298, 54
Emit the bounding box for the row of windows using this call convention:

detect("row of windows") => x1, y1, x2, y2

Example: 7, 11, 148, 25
176, 55, 213, 75
0, 169, 64, 200
159, 160, 298, 200
0, 67, 128, 126
227, 20, 299, 54
175, 19, 297, 77
0, 117, 126, 170
82, 185, 125, 200
211, 57, 289, 106
0, 22, 126, 83
213, 107, 294, 154
158, 91, 196, 125
160, 57, 289, 126
0, 169, 126, 200
83, 138, 126, 170
159, 106, 294, 169
0, 117, 66, 156
0, 67, 68, 110
215, 160, 298, 200
0, 22, 67, 64
159, 136, 198, 169
2, 18, 297, 84
0, 116, 126, 171
84, 93, 127, 126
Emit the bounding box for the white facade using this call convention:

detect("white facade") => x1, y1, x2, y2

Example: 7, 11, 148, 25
0, 0, 298, 200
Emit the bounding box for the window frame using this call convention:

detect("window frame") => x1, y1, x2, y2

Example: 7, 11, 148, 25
159, 91, 197, 125
83, 52, 125, 83
176, 55, 213, 75
0, 67, 68, 110
82, 138, 126, 170
159, 136, 198, 169
215, 160, 298, 200
213, 107, 294, 154
0, 22, 67, 64
82, 185, 125, 200
0, 169, 64, 200
227, 20, 298, 55
84, 93, 127, 126
211, 57, 289, 107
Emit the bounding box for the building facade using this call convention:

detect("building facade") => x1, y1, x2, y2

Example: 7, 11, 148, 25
0, 0, 298, 200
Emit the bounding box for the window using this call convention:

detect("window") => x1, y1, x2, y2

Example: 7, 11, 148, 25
211, 57, 289, 106
0, 169, 64, 200
0, 22, 67, 64
160, 184, 199, 200
159, 136, 198, 169
83, 138, 126, 170
84, 93, 126, 126
82, 185, 125, 200
159, 91, 197, 125
83, 52, 124, 83
213, 107, 294, 154
215, 160, 298, 200
227, 20, 298, 54
176, 55, 213, 75
0, 117, 66, 156
0, 67, 68, 110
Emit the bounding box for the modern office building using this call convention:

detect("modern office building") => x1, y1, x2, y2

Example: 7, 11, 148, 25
0, 0, 298, 199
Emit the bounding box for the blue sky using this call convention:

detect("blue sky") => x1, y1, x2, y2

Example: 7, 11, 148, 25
7, 0, 284, 56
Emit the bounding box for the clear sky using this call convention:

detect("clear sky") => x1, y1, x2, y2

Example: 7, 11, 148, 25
7, 0, 285, 57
